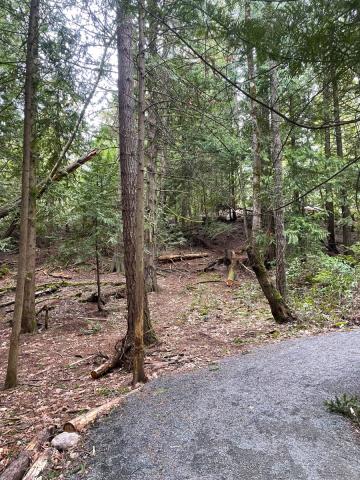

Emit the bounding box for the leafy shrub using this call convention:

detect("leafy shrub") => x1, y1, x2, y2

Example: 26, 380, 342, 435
288, 253, 359, 324
286, 214, 327, 253
0, 237, 15, 253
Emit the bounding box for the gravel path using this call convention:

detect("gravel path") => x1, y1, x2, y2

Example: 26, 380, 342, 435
75, 330, 360, 479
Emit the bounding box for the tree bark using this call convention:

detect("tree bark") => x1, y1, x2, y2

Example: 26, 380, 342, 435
133, 2, 148, 383
115, 0, 146, 383
21, 158, 37, 333
323, 81, 339, 254
144, 0, 160, 293
270, 61, 287, 299
245, 1, 261, 236
95, 234, 103, 312
332, 74, 351, 246
5, 0, 40, 389
247, 246, 296, 324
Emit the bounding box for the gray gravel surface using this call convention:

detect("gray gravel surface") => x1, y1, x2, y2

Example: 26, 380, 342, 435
72, 330, 360, 479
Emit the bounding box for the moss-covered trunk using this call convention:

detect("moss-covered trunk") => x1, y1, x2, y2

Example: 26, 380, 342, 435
247, 246, 296, 324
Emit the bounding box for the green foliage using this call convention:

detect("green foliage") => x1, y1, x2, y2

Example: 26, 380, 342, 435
200, 220, 237, 240
288, 253, 359, 324
325, 394, 360, 427
156, 215, 188, 250
0, 237, 14, 253
80, 322, 102, 335
286, 215, 327, 252
0, 264, 10, 278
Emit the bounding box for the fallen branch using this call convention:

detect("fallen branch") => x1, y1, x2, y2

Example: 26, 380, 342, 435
193, 279, 223, 285
0, 150, 99, 221
68, 352, 108, 368
203, 257, 224, 272
0, 427, 54, 480
157, 252, 209, 263
44, 271, 72, 280
63, 390, 139, 433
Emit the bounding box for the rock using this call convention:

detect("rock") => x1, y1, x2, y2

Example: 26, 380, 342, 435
51, 432, 80, 451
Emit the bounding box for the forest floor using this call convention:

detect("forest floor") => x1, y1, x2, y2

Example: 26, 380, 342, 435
0, 245, 357, 474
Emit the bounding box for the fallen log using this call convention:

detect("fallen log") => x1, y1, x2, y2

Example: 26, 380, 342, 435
0, 427, 54, 480
44, 271, 72, 280
22, 449, 51, 480
63, 391, 139, 433
90, 359, 114, 379
157, 252, 209, 263
1, 280, 126, 308
0, 286, 59, 309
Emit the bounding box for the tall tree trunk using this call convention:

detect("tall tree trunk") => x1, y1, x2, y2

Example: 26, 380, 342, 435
116, 0, 146, 383
245, 1, 261, 236
270, 62, 287, 299
332, 74, 351, 246
323, 81, 338, 254
5, 0, 40, 389
137, 2, 156, 357
144, 0, 159, 294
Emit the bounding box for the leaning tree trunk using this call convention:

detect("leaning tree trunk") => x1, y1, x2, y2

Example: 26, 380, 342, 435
5, 0, 40, 389
332, 74, 351, 247
247, 246, 297, 324
244, 3, 295, 324
270, 61, 287, 299
323, 80, 339, 254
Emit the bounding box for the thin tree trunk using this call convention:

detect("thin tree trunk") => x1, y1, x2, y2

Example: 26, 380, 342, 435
5, 0, 40, 389
245, 1, 261, 236
270, 62, 287, 299
323, 81, 339, 254
112, 161, 125, 274
95, 234, 103, 312
21, 160, 37, 333
133, 1, 147, 384
144, 0, 160, 294
332, 74, 351, 246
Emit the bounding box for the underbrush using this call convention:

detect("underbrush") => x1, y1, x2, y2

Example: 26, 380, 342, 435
200, 220, 238, 240
325, 394, 360, 427
288, 249, 360, 326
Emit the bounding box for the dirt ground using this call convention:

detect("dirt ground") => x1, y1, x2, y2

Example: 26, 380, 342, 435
0, 248, 352, 474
